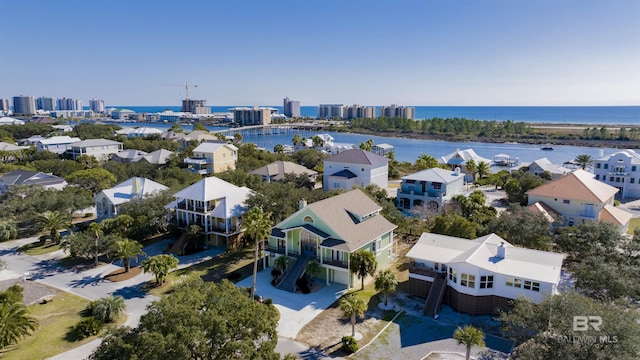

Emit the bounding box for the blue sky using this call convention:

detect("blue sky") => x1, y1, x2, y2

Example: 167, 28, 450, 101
1, 0, 638, 106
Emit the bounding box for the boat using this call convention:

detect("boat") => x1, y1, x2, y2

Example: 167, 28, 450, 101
540, 147, 554, 151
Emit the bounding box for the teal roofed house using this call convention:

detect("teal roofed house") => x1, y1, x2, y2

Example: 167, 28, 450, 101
265, 189, 397, 290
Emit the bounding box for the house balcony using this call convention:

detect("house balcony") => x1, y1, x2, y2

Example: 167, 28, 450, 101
184, 158, 210, 165
607, 171, 629, 176
177, 220, 238, 234
265, 246, 298, 257
409, 264, 440, 278
321, 258, 348, 269
176, 202, 215, 213
397, 188, 445, 199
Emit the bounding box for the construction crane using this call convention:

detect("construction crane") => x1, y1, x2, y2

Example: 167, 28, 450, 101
160, 81, 198, 112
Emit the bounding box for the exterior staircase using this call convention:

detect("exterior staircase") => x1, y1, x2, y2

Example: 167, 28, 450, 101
277, 256, 310, 293
168, 232, 189, 256
423, 273, 447, 317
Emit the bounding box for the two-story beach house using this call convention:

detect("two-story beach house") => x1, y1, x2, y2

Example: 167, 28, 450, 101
166, 176, 252, 249
35, 135, 81, 154
66, 139, 124, 161
526, 169, 632, 233
593, 149, 640, 199
511, 157, 571, 180
265, 189, 397, 290
441, 149, 492, 182
323, 149, 388, 192
184, 142, 238, 175
95, 177, 169, 219
407, 233, 564, 316
397, 168, 465, 213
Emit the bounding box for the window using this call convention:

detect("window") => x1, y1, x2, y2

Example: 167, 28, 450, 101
610, 176, 614, 182
596, 163, 601, 169
563, 199, 570, 204
400, 198, 410, 209
448, 267, 457, 283
480, 275, 494, 289
616, 177, 620, 183
460, 274, 475, 288
506, 277, 522, 288
604, 164, 609, 169
524, 280, 540, 292
303, 216, 313, 223
633, 166, 637, 172
432, 182, 442, 190
632, 178, 636, 184
595, 175, 599, 180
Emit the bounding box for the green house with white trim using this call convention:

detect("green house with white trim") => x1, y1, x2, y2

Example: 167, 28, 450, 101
265, 189, 397, 289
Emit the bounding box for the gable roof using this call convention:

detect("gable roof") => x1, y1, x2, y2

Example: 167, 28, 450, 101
36, 135, 81, 145
142, 149, 174, 164
324, 149, 388, 166
171, 177, 252, 218
527, 157, 571, 175
401, 168, 464, 183
178, 130, 218, 142
274, 189, 396, 252
599, 204, 633, 227
407, 232, 564, 284
441, 148, 491, 165
98, 177, 168, 206
250, 161, 317, 181
115, 149, 148, 160
192, 142, 238, 153
0, 170, 66, 188
0, 142, 28, 151
526, 169, 618, 203
68, 139, 123, 148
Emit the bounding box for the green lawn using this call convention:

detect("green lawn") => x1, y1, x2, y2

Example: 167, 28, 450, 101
0, 292, 125, 360
147, 248, 256, 296
628, 218, 640, 235
17, 242, 61, 256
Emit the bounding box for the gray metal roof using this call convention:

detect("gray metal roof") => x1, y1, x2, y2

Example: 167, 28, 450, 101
324, 149, 388, 166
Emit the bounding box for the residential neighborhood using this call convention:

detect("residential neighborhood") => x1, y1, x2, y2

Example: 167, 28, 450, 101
0, 121, 639, 360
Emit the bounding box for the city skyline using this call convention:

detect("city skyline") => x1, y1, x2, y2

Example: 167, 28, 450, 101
0, 0, 638, 107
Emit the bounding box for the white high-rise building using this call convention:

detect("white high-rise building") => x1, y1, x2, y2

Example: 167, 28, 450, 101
13, 95, 36, 114
231, 106, 272, 126
318, 104, 344, 119
283, 97, 300, 118
57, 97, 83, 111
89, 98, 105, 113
380, 104, 415, 120
344, 104, 376, 119
0, 99, 10, 111
36, 97, 56, 111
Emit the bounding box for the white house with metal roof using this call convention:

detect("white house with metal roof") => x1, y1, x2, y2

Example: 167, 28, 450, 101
95, 177, 169, 219
35, 135, 81, 154
265, 189, 397, 290
166, 176, 252, 248
397, 168, 465, 213
407, 233, 564, 316
441, 148, 492, 182
141, 149, 174, 165
66, 138, 123, 161
184, 142, 238, 175
113, 149, 148, 163
323, 149, 388, 192
115, 127, 164, 138
527, 169, 632, 232
593, 149, 640, 199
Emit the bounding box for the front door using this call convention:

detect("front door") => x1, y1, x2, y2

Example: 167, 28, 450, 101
302, 239, 317, 257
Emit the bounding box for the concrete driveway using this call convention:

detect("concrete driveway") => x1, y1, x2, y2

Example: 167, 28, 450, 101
236, 266, 347, 339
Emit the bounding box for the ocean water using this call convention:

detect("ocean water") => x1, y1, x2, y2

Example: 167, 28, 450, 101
107, 105, 640, 125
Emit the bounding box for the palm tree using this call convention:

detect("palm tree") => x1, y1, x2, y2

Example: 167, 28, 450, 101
359, 139, 374, 151
273, 255, 289, 272
415, 154, 438, 170
312, 135, 324, 148
273, 144, 285, 154
453, 325, 485, 360
574, 154, 594, 170
215, 132, 226, 141
305, 260, 321, 284
0, 221, 18, 241
350, 250, 377, 290
465, 159, 477, 180
234, 133, 243, 143
112, 239, 146, 272
339, 294, 368, 338
244, 207, 273, 299
292, 134, 302, 147
476, 161, 491, 180
374, 269, 398, 306
90, 295, 126, 323
88, 222, 103, 266
0, 302, 38, 349
35, 211, 71, 244
141, 254, 179, 285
